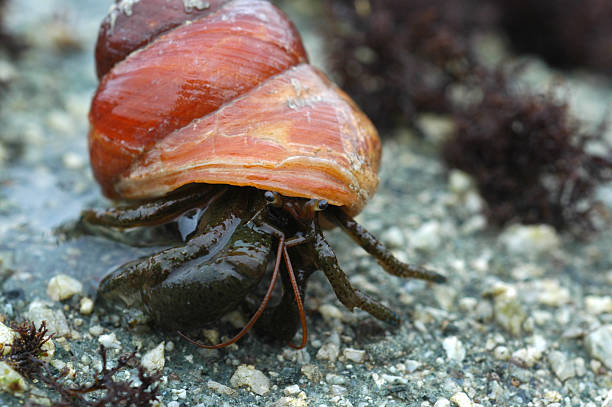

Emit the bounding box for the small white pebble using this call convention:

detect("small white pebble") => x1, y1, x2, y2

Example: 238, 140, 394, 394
316, 343, 340, 362
584, 296, 612, 315
319, 304, 343, 321
434, 399, 451, 407
0, 322, 17, 356
141, 342, 165, 374
62, 152, 85, 169
47, 274, 83, 301
267, 396, 308, 407
165, 341, 175, 352
98, 333, 121, 349
450, 391, 473, 407
207, 380, 237, 397
443, 336, 466, 363
493, 346, 510, 361
343, 348, 366, 363
499, 224, 560, 256
89, 325, 104, 336
229, 364, 270, 396
283, 384, 301, 396
330, 384, 348, 396
325, 373, 347, 385
79, 297, 94, 315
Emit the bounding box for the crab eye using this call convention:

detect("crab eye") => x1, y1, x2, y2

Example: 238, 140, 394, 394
316, 200, 328, 211
264, 191, 283, 207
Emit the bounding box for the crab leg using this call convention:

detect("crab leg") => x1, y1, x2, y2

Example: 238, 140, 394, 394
82, 185, 225, 228
327, 207, 446, 283
312, 227, 400, 326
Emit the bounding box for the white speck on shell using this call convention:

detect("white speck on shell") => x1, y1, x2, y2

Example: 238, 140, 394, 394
183, 0, 210, 12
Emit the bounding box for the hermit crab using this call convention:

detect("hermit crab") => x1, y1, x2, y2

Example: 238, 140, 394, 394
84, 0, 446, 349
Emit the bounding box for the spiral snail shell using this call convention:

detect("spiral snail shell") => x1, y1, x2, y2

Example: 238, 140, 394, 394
89, 0, 380, 216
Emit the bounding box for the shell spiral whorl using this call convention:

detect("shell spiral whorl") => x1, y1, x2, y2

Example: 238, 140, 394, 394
89, 0, 380, 216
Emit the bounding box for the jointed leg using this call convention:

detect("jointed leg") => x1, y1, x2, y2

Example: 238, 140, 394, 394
327, 206, 446, 283
312, 228, 400, 326
82, 185, 226, 228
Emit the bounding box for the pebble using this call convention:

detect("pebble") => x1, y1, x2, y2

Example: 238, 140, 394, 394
493, 346, 510, 361
450, 392, 473, 407
448, 169, 474, 195
381, 226, 405, 247
316, 342, 340, 362
343, 348, 366, 363
410, 221, 443, 251
301, 364, 322, 383
142, 342, 165, 374
602, 389, 612, 407
207, 380, 237, 397
89, 325, 105, 336
326, 373, 347, 385
229, 364, 270, 396
62, 152, 85, 169
98, 333, 121, 349
0, 361, 27, 395
488, 284, 526, 336
534, 279, 571, 307
434, 399, 451, 407
26, 300, 71, 337
499, 224, 560, 256
79, 297, 94, 315
330, 384, 348, 396
585, 325, 612, 369
0, 322, 17, 356
282, 348, 311, 364
267, 397, 308, 407
283, 384, 301, 396
319, 304, 343, 321
548, 351, 576, 381
584, 296, 612, 315
442, 336, 466, 363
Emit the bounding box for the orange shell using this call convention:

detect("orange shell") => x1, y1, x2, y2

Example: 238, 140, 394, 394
89, 0, 380, 216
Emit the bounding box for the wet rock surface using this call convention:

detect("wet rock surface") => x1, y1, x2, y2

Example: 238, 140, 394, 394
1, 0, 612, 406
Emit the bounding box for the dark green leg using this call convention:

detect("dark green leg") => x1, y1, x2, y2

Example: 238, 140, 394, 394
312, 227, 400, 326
327, 206, 446, 283
82, 184, 226, 228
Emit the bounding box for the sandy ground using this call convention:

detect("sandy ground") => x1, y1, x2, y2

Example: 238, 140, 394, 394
1, 1, 612, 406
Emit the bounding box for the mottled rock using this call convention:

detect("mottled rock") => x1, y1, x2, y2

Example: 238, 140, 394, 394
0, 361, 27, 395
488, 284, 526, 336
301, 364, 322, 383
585, 325, 612, 369
207, 380, 237, 397
267, 396, 308, 407
450, 391, 473, 407
142, 342, 165, 374
343, 348, 366, 363
47, 274, 83, 301
316, 342, 340, 362
548, 351, 575, 381
499, 224, 560, 256
230, 365, 270, 396
25, 300, 70, 337
434, 399, 451, 407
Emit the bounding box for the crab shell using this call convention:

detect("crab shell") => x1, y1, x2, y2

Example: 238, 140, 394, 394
89, 0, 381, 216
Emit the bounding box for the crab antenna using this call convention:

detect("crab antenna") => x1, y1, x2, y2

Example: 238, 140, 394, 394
328, 206, 446, 283
178, 234, 285, 349
283, 245, 308, 349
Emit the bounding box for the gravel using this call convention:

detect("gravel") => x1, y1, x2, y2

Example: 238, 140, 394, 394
1, 0, 612, 406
